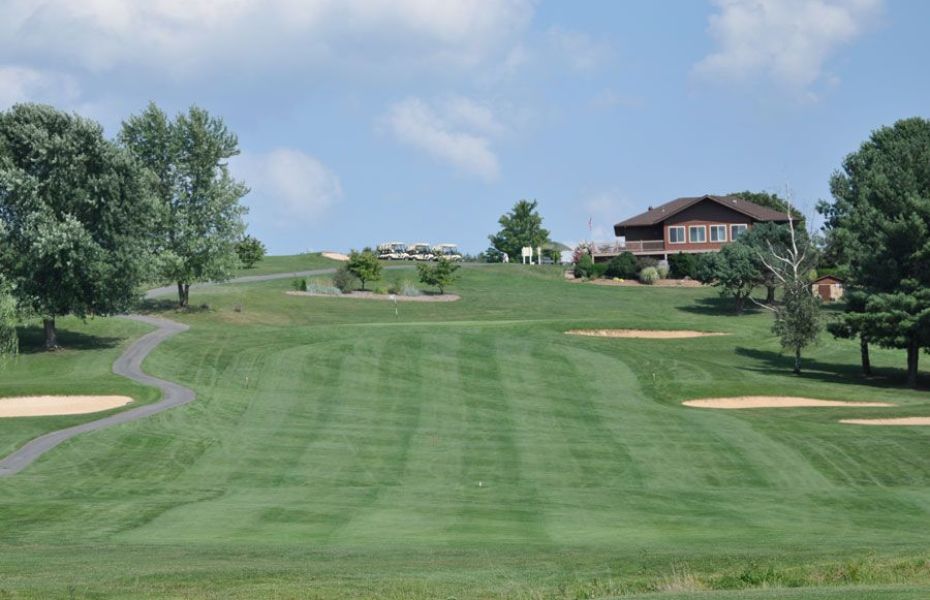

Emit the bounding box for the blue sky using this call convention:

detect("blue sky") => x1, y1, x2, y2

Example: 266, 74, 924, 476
2, 0, 928, 254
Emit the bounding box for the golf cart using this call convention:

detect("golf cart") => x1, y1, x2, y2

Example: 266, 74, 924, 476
407, 242, 434, 261
377, 242, 409, 260
432, 243, 463, 261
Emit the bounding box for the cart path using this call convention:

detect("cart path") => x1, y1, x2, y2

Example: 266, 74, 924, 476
0, 266, 356, 477
0, 262, 478, 476
0, 315, 191, 477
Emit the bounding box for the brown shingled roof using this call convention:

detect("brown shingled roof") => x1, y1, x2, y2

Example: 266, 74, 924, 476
614, 194, 791, 230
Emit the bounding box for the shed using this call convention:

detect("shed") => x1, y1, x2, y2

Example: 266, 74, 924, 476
811, 275, 844, 302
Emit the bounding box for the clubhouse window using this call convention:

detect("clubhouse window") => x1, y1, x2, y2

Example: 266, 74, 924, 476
688, 225, 706, 243
731, 224, 748, 239
668, 226, 686, 244
709, 224, 727, 242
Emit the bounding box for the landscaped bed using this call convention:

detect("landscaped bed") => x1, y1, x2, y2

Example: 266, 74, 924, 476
286, 290, 460, 302
586, 277, 704, 287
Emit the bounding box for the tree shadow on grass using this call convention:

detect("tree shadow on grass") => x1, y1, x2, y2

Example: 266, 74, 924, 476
134, 298, 213, 314
16, 325, 122, 354
676, 295, 765, 317
734, 346, 923, 391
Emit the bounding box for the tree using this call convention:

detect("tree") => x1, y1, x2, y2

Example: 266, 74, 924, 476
417, 258, 460, 294
0, 280, 17, 358
730, 190, 805, 223
0, 104, 156, 349
827, 288, 872, 376
236, 235, 266, 269
752, 212, 821, 374
820, 117, 930, 388
695, 243, 759, 313
346, 249, 381, 291
739, 221, 808, 303
120, 103, 248, 307
488, 199, 550, 261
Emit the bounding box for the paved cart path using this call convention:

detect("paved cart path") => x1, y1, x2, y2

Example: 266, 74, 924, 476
0, 266, 354, 477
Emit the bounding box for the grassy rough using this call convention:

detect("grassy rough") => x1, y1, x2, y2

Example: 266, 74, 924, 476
0, 264, 928, 598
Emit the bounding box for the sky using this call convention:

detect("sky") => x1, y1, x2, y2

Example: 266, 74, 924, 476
2, 0, 929, 254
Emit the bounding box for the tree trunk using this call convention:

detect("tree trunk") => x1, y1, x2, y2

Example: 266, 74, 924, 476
766, 285, 776, 304
177, 282, 190, 307
43, 318, 58, 350
860, 337, 872, 377
794, 347, 802, 375
734, 295, 744, 314
907, 339, 919, 388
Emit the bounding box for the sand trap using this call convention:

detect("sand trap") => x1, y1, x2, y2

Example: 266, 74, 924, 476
840, 417, 930, 426
0, 395, 133, 417
684, 396, 895, 410
286, 291, 460, 302
322, 252, 349, 261
566, 329, 726, 339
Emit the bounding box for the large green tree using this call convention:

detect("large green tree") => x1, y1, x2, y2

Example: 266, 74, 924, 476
820, 117, 930, 387
0, 104, 156, 349
695, 242, 759, 313
488, 199, 550, 261
729, 190, 805, 223
120, 103, 248, 307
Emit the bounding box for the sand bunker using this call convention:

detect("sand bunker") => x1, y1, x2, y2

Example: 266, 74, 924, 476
566, 329, 726, 339
322, 252, 349, 261
684, 396, 895, 410
0, 395, 133, 417
840, 417, 930, 426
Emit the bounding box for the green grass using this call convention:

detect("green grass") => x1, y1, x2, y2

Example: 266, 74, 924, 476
1, 264, 929, 598
233, 252, 342, 276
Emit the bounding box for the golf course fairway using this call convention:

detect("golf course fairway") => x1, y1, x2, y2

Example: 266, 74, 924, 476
0, 264, 928, 599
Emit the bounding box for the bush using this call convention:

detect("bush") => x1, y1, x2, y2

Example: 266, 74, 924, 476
401, 282, 422, 296
639, 266, 659, 284
573, 254, 596, 279
604, 252, 638, 279
333, 266, 358, 293
657, 264, 670, 279
668, 252, 699, 279
292, 278, 308, 292
592, 262, 609, 279
235, 235, 266, 268
373, 286, 389, 295
636, 256, 659, 270
306, 280, 341, 295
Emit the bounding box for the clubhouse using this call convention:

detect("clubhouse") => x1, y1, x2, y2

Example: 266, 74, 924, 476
593, 194, 792, 261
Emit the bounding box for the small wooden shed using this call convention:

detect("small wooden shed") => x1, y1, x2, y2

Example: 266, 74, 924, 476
812, 275, 844, 302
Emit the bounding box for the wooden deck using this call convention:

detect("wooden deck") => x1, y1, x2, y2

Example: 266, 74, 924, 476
590, 240, 665, 259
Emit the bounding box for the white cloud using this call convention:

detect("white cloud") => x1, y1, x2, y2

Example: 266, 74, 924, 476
0, 66, 79, 109
383, 97, 501, 182
234, 148, 342, 228
0, 0, 534, 77
693, 0, 883, 91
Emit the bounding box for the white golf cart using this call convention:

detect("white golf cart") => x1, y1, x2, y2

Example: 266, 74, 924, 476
432, 243, 463, 261
377, 241, 409, 260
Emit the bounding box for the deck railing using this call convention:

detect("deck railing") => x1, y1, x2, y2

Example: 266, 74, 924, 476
590, 240, 665, 256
